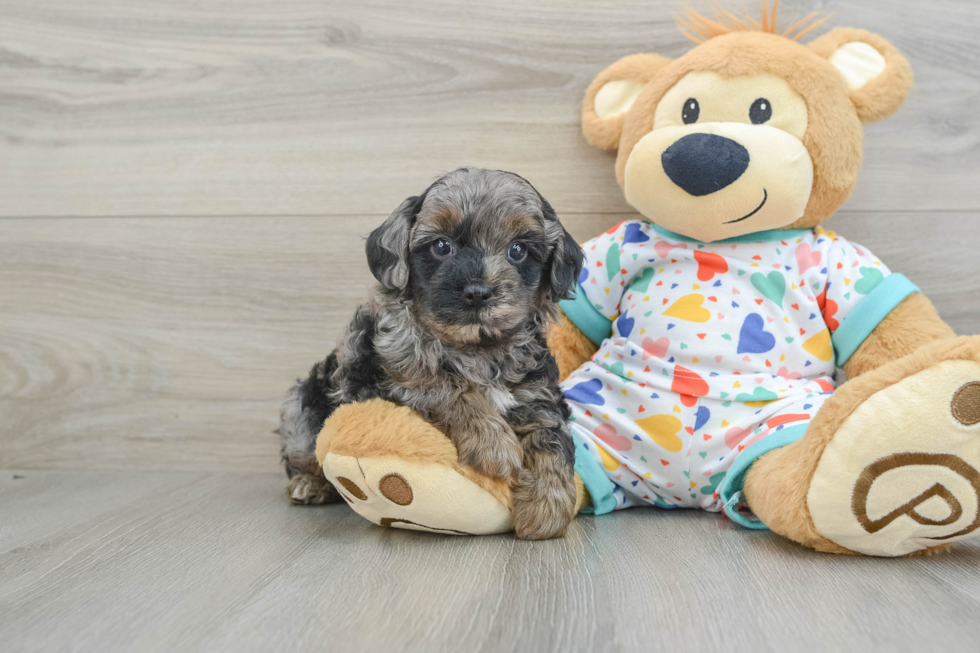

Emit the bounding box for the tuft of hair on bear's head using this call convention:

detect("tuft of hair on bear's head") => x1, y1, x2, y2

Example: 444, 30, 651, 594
677, 1, 832, 44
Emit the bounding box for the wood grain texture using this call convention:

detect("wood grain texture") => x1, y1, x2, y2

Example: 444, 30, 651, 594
0, 0, 978, 217
2, 470, 979, 653
2, 212, 978, 472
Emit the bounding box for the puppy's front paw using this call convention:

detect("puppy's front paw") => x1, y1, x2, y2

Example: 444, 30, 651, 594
512, 467, 577, 540
455, 430, 523, 480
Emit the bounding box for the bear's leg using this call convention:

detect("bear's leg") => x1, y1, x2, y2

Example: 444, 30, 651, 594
740, 336, 980, 556
317, 398, 593, 536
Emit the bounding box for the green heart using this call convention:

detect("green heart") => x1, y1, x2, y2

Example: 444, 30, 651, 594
605, 362, 627, 380
785, 337, 795, 343
699, 451, 707, 459
751, 271, 786, 308
721, 334, 732, 341
606, 243, 621, 282
736, 387, 779, 404
680, 343, 688, 349
700, 472, 726, 496
855, 267, 884, 295
629, 267, 655, 292
720, 392, 729, 399
737, 270, 746, 276
616, 408, 627, 414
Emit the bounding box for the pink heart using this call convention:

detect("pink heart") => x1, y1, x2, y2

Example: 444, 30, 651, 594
654, 241, 687, 258
642, 337, 669, 360
743, 355, 752, 362
715, 355, 723, 362
666, 482, 675, 487
725, 426, 754, 449
795, 243, 822, 273
776, 366, 802, 380
595, 423, 632, 451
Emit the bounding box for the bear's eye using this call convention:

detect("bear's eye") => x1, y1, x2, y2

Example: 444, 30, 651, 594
682, 98, 700, 124
750, 98, 772, 124
431, 238, 453, 257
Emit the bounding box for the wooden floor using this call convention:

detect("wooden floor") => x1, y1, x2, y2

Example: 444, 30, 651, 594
2, 0, 980, 651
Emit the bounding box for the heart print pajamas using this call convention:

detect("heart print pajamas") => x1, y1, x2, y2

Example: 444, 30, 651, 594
559, 220, 920, 526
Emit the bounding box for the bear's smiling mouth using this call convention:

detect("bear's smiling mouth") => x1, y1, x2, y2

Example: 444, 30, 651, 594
723, 188, 768, 225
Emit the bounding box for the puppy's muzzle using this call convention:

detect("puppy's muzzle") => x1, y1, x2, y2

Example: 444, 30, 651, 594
462, 282, 493, 308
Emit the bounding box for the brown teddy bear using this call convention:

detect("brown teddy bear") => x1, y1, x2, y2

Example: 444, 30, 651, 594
313, 4, 980, 556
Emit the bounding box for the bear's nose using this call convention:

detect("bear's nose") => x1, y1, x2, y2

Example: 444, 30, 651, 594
661, 133, 750, 197
462, 283, 492, 308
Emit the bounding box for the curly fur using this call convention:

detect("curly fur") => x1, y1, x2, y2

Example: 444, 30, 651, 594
279, 168, 584, 539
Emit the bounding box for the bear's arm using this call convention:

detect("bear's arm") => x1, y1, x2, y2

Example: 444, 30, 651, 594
546, 313, 600, 382
842, 293, 955, 379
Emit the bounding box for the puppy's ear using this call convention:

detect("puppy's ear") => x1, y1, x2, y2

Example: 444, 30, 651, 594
366, 194, 425, 291
540, 198, 584, 302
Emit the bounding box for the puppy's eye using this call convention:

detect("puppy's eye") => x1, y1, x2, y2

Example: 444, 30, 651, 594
507, 241, 527, 263
682, 98, 699, 124
750, 98, 772, 124
431, 238, 453, 257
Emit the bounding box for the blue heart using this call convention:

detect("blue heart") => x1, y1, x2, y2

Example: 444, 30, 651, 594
694, 405, 711, 432
616, 310, 635, 338
563, 378, 604, 406
578, 267, 589, 285
623, 223, 650, 244
737, 313, 776, 354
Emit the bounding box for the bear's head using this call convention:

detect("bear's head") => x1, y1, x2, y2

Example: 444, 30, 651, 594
582, 4, 913, 243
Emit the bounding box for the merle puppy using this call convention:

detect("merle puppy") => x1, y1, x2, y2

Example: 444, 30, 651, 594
278, 168, 584, 539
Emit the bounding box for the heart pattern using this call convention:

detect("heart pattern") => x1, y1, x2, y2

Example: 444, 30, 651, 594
750, 270, 785, 308
558, 219, 890, 512
663, 294, 711, 323
693, 250, 729, 282
795, 242, 822, 273
737, 313, 776, 354
642, 337, 670, 360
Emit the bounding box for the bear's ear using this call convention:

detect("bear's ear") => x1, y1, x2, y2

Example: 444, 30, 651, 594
808, 27, 913, 123
583, 53, 672, 150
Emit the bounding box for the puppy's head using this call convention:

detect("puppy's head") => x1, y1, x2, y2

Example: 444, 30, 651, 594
366, 168, 583, 345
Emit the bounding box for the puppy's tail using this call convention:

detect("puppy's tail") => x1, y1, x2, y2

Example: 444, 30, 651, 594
277, 353, 340, 479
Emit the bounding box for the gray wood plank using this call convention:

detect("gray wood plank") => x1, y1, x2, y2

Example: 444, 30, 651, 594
2, 212, 978, 472
2, 470, 979, 653
0, 0, 977, 217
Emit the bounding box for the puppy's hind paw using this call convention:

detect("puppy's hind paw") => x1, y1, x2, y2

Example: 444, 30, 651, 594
286, 473, 340, 505
512, 468, 577, 540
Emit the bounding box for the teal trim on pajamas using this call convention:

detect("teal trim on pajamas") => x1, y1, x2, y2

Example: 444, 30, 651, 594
559, 283, 613, 346
717, 423, 810, 530
832, 273, 920, 367
650, 223, 812, 245
572, 431, 617, 515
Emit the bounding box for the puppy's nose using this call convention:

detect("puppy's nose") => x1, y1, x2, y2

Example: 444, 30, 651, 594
462, 283, 492, 308
661, 133, 749, 196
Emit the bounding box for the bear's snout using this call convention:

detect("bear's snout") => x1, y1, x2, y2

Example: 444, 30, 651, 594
661, 133, 750, 197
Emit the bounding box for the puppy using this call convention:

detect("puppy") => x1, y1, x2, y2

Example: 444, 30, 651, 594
278, 167, 585, 539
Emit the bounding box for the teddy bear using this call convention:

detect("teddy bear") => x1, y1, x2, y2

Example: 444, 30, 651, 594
312, 4, 980, 557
